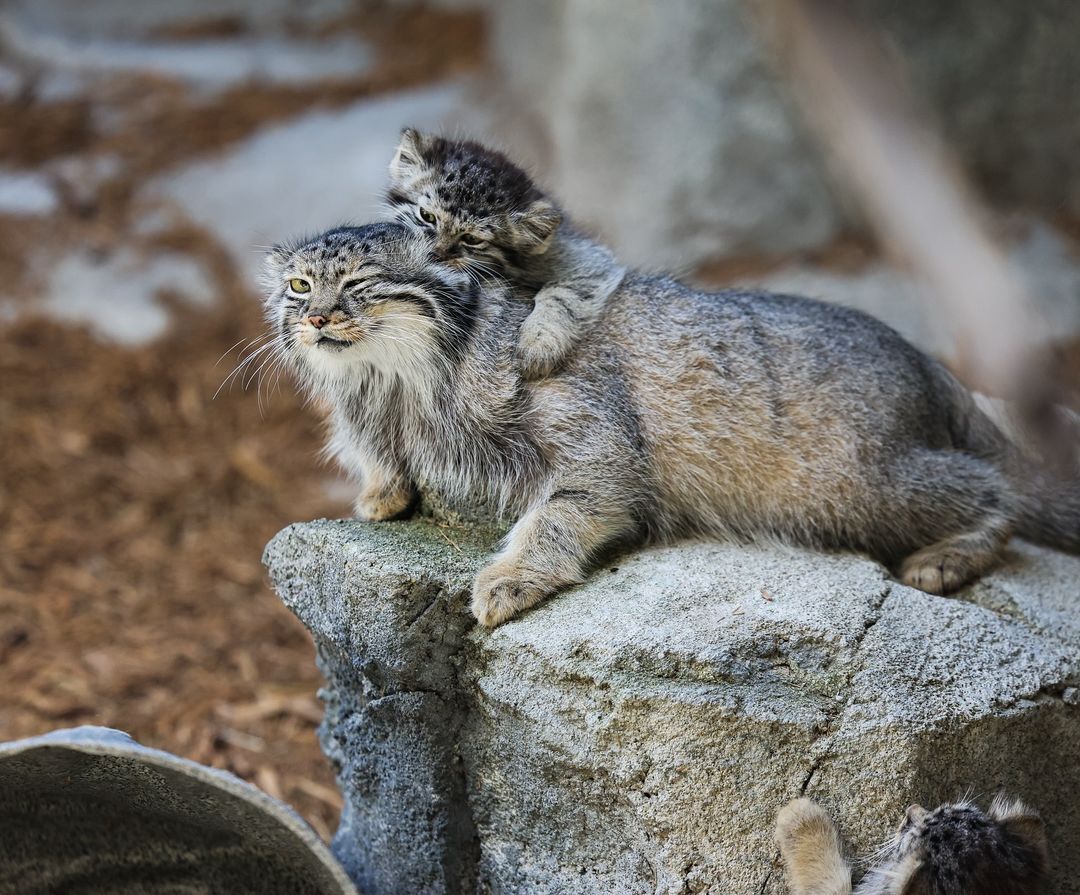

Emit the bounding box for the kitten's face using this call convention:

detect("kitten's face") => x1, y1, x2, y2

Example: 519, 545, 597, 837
386, 129, 562, 280
262, 222, 478, 384
879, 799, 1046, 895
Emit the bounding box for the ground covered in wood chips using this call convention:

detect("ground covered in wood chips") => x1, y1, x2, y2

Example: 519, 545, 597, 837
0, 2, 486, 840
0, 302, 353, 838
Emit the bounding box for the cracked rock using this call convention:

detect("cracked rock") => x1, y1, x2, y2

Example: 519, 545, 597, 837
264, 519, 1080, 895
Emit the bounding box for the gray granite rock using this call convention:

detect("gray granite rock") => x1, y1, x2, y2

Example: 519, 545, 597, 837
0, 726, 357, 895
264, 519, 1080, 895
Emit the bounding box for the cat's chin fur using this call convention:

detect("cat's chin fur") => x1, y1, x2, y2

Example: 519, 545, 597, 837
297, 319, 445, 407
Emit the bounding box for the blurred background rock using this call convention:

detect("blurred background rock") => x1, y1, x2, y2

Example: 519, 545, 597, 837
1, 0, 1077, 839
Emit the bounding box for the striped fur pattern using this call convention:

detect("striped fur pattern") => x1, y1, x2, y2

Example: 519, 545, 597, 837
386, 129, 625, 379
775, 796, 1048, 895
264, 221, 1080, 626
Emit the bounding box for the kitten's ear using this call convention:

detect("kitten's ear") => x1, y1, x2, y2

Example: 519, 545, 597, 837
510, 198, 562, 254
990, 796, 1048, 860
390, 127, 432, 181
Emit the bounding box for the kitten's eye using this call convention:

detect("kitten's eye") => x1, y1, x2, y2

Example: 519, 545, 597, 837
288, 278, 311, 294
459, 233, 486, 248
417, 207, 437, 226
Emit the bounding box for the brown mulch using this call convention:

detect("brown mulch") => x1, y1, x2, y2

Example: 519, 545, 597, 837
0, 275, 356, 836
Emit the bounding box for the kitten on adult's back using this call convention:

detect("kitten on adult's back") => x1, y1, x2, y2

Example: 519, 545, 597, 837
385, 128, 624, 378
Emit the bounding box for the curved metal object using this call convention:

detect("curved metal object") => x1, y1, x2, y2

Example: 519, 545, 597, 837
0, 726, 358, 895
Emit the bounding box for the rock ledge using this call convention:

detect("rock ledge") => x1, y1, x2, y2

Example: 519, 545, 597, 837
264, 519, 1080, 895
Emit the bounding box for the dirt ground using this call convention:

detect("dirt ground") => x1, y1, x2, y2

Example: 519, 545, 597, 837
0, 3, 485, 840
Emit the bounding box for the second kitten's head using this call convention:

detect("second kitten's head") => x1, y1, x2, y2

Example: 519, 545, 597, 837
386, 129, 562, 279
871, 797, 1047, 895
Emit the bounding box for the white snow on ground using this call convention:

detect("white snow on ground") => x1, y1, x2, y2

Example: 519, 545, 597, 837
745, 219, 1080, 358
0, 170, 58, 215
0, 0, 354, 39
149, 84, 469, 279
0, 18, 374, 94
42, 249, 216, 345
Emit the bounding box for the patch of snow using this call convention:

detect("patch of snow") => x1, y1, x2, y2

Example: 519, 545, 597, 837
48, 154, 123, 207
42, 249, 216, 345
0, 64, 23, 98
0, 15, 373, 94
0, 0, 354, 40
33, 70, 88, 103
0, 170, 58, 215
149, 84, 470, 280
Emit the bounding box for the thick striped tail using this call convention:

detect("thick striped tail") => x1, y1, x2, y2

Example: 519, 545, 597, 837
967, 393, 1080, 553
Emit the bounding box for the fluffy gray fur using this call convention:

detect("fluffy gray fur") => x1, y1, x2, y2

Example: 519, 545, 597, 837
263, 221, 1080, 627
386, 129, 625, 379
775, 796, 1048, 895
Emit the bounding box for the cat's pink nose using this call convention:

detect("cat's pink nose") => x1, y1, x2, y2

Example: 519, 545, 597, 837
306, 314, 327, 329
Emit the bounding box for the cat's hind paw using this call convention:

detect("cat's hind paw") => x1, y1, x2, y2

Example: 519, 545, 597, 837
353, 481, 415, 522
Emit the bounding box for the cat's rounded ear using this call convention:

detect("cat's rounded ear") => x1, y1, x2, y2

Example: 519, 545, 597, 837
390, 127, 432, 180
510, 198, 562, 254
263, 243, 291, 275
259, 243, 292, 296
990, 795, 1048, 860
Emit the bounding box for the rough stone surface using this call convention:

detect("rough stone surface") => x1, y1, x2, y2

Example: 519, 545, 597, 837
265, 519, 1080, 895
488, 0, 1080, 269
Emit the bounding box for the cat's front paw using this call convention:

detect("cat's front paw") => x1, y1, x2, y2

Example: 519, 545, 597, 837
353, 482, 415, 522
516, 318, 572, 380
471, 562, 551, 627
897, 545, 982, 594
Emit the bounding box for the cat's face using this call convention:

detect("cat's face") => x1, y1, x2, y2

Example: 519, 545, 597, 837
878, 799, 1047, 895
386, 129, 562, 280
262, 222, 479, 385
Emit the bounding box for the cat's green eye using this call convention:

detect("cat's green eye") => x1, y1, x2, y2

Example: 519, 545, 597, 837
459, 233, 486, 247
289, 278, 311, 294
418, 207, 437, 226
